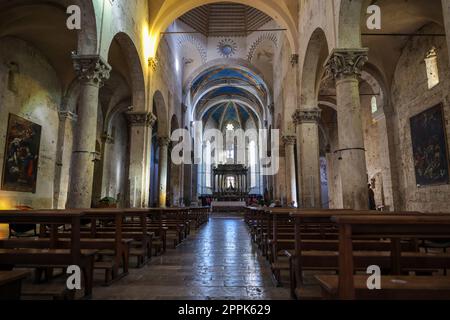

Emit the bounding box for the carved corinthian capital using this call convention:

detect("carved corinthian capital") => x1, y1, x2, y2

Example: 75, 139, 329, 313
324, 48, 369, 80
158, 137, 171, 147
59, 110, 78, 122
282, 135, 296, 146
72, 54, 111, 86
292, 108, 321, 125
126, 112, 157, 128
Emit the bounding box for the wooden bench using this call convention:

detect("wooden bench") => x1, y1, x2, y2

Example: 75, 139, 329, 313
0, 210, 96, 298
315, 274, 450, 300
0, 237, 132, 285
0, 270, 29, 300
317, 214, 450, 300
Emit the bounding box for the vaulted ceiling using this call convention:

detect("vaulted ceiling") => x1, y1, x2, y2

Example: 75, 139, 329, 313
179, 2, 273, 37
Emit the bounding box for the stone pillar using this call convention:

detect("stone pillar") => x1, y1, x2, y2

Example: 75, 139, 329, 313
293, 109, 322, 208
442, 0, 450, 63
374, 111, 401, 211
282, 135, 298, 206
158, 137, 171, 208
126, 112, 156, 208
325, 48, 369, 209
100, 133, 114, 198
54, 111, 77, 209
68, 55, 111, 209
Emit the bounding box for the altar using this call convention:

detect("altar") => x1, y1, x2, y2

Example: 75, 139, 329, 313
212, 164, 249, 201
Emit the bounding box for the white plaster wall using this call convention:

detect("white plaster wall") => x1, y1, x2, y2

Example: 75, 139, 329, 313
0, 37, 61, 209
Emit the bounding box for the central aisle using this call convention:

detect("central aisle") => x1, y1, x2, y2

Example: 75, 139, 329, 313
94, 216, 290, 300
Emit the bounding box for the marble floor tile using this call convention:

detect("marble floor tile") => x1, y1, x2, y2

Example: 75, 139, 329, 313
92, 216, 291, 300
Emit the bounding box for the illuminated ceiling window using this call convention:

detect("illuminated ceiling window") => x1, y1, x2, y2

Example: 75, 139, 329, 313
371, 96, 378, 114
425, 47, 439, 89
226, 123, 235, 131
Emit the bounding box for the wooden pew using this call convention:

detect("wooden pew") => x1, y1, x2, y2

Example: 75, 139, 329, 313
270, 209, 424, 297
0, 270, 29, 300
148, 208, 188, 249
316, 214, 450, 300
0, 210, 96, 298
268, 208, 347, 286
188, 207, 210, 229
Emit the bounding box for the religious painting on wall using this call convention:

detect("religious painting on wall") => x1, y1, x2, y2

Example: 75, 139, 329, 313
1, 114, 42, 193
410, 103, 450, 187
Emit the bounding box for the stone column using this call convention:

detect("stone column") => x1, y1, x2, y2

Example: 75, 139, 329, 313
374, 111, 401, 211
282, 135, 298, 206
68, 55, 111, 209
325, 48, 369, 209
54, 111, 78, 209
126, 112, 156, 208
442, 0, 450, 63
100, 133, 114, 198
293, 109, 322, 208
158, 137, 171, 208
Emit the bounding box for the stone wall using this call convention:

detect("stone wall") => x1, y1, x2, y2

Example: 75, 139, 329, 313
391, 23, 450, 213
0, 37, 61, 209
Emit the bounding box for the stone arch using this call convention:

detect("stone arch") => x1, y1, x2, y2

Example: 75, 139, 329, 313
108, 32, 146, 111
184, 57, 271, 97
300, 28, 330, 108
104, 100, 131, 134
360, 63, 389, 115
150, 0, 298, 56
153, 90, 168, 136
184, 58, 273, 123
0, 1, 97, 55
62, 79, 81, 113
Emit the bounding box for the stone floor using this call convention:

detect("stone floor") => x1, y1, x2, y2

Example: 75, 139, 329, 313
93, 216, 291, 300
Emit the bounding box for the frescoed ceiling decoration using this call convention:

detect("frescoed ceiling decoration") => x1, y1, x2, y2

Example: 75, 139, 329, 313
217, 38, 238, 58
202, 102, 257, 130
189, 64, 271, 129
190, 67, 269, 103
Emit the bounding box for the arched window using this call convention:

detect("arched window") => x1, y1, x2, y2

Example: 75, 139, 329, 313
425, 47, 439, 89
249, 140, 257, 188
371, 96, 378, 114
225, 123, 235, 161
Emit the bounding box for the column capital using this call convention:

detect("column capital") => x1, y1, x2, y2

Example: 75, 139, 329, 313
149, 57, 159, 71
158, 136, 171, 147
324, 48, 369, 80
290, 54, 299, 66
72, 54, 111, 86
59, 110, 78, 122
292, 108, 322, 125
126, 111, 157, 128
282, 135, 296, 146
101, 133, 114, 144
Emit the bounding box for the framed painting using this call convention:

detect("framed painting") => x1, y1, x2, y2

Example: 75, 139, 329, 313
410, 103, 450, 187
1, 114, 42, 193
